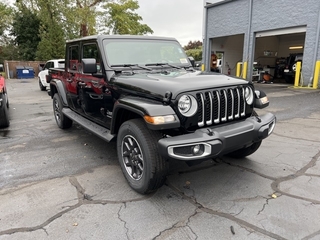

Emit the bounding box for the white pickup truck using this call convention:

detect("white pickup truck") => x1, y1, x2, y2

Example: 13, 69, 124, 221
38, 59, 65, 91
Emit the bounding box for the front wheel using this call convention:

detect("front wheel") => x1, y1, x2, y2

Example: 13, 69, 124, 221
53, 93, 73, 129
39, 78, 46, 91
226, 141, 262, 159
117, 119, 168, 194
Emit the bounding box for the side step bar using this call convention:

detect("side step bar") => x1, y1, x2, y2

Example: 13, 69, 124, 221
62, 108, 115, 142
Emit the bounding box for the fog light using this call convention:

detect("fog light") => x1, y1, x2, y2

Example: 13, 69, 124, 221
192, 145, 201, 155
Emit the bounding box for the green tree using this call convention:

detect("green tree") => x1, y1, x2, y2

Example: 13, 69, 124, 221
183, 40, 202, 51
0, 37, 19, 62
185, 48, 202, 61
64, 0, 106, 38
104, 0, 153, 35
11, 6, 41, 60
6, 0, 152, 61
34, 0, 67, 59
0, 3, 13, 36
36, 24, 65, 60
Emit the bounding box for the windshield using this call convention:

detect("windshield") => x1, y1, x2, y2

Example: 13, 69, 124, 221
103, 39, 190, 67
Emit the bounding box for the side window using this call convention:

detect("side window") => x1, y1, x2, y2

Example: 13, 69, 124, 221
82, 43, 101, 73
68, 45, 79, 71
44, 62, 51, 70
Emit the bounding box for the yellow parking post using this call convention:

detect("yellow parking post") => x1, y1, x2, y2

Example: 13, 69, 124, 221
294, 62, 301, 87
313, 61, 320, 89
236, 62, 242, 77
201, 64, 205, 72
243, 62, 248, 79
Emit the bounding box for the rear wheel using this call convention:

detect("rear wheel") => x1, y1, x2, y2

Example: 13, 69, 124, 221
53, 93, 72, 129
226, 140, 262, 158
0, 93, 10, 128
284, 75, 293, 83
117, 119, 168, 194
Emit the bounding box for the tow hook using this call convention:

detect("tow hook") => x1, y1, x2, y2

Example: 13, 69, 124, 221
207, 129, 214, 136
255, 115, 262, 123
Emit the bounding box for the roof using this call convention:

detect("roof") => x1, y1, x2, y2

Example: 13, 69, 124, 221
204, 0, 234, 9
66, 34, 178, 44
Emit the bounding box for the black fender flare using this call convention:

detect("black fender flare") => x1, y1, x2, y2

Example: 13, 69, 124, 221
50, 79, 68, 106
111, 95, 180, 133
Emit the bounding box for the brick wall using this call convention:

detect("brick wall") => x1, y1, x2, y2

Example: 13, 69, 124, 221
3, 60, 46, 79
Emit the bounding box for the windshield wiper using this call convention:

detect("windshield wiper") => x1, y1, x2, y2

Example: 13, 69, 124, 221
145, 63, 182, 69
110, 64, 152, 71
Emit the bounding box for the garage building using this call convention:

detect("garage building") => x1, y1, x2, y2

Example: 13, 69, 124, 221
202, 0, 320, 87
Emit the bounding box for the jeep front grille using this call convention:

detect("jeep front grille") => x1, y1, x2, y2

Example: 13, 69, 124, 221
196, 87, 246, 127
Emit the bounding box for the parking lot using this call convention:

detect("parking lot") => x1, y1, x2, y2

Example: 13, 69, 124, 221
1, 78, 320, 240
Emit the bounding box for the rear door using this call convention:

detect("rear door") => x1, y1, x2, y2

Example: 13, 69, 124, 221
65, 44, 80, 109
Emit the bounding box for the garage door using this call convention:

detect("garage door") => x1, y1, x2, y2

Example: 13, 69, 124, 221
256, 26, 306, 38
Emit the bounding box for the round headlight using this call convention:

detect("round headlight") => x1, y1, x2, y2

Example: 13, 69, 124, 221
178, 95, 191, 113
178, 95, 198, 117
245, 87, 254, 105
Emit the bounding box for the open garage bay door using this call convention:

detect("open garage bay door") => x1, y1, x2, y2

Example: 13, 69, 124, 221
256, 26, 306, 38
254, 26, 306, 84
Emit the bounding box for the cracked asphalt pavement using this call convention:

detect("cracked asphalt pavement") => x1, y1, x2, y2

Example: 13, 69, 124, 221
1, 78, 320, 240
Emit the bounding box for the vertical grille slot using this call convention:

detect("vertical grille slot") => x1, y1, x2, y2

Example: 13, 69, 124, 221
197, 86, 246, 127
234, 88, 240, 118
227, 89, 234, 120
213, 91, 220, 123
220, 90, 227, 122
196, 93, 205, 127
240, 88, 245, 116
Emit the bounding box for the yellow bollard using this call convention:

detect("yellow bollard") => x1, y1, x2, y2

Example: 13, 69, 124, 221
236, 62, 242, 77
201, 64, 205, 72
243, 62, 248, 79
294, 62, 301, 87
313, 61, 320, 89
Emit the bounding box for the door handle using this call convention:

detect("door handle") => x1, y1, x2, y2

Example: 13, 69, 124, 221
67, 79, 73, 82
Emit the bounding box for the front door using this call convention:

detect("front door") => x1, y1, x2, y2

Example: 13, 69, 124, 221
77, 42, 113, 128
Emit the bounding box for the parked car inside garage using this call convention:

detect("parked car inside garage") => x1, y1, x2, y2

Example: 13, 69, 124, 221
38, 59, 65, 91
280, 53, 302, 83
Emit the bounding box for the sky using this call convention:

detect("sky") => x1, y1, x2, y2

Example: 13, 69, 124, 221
136, 0, 204, 47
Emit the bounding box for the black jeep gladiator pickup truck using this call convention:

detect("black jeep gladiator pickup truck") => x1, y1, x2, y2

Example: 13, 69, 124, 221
47, 35, 276, 194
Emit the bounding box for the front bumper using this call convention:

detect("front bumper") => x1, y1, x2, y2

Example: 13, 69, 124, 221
158, 113, 276, 161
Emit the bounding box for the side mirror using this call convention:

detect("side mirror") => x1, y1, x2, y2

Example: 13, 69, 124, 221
82, 58, 97, 74
188, 56, 195, 67
254, 90, 269, 109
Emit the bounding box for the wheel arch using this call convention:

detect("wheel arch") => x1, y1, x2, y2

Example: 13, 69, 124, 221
50, 79, 68, 106
111, 104, 144, 135
111, 96, 179, 135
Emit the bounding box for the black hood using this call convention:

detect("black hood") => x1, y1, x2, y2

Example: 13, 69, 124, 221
111, 70, 249, 101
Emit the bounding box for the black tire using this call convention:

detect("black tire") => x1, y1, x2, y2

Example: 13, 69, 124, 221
284, 75, 293, 84
0, 93, 10, 128
39, 78, 46, 91
117, 119, 168, 194
53, 93, 73, 129
226, 140, 262, 159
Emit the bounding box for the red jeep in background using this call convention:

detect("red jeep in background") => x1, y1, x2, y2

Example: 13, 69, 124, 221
0, 74, 10, 128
